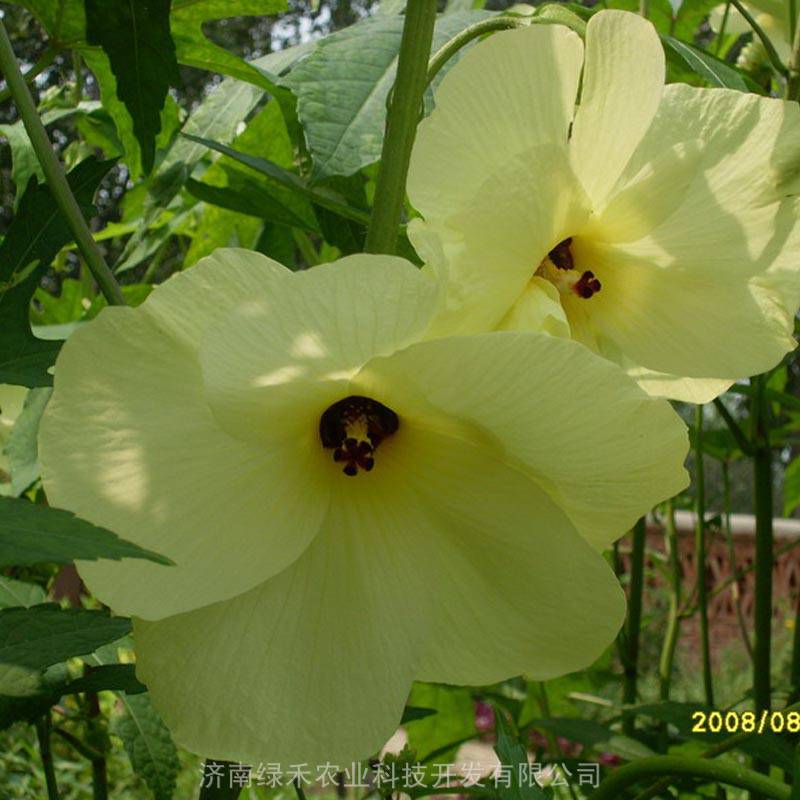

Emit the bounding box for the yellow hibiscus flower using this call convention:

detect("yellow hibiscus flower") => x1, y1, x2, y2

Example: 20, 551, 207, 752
408, 10, 800, 403
40, 249, 687, 764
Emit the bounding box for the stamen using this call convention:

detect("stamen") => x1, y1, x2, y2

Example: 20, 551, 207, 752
319, 396, 399, 476
572, 270, 602, 299
547, 238, 574, 271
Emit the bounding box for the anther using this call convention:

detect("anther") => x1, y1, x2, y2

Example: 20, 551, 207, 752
573, 270, 602, 299
319, 396, 399, 476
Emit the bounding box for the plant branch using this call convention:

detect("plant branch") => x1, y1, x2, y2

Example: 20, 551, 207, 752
695, 404, 714, 707
364, 0, 437, 255
0, 21, 125, 306
622, 518, 646, 734
787, 6, 800, 98
36, 715, 60, 800
658, 500, 681, 702
593, 756, 790, 800
426, 17, 527, 86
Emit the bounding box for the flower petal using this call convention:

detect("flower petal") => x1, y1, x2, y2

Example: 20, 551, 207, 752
378, 426, 626, 685
134, 501, 427, 766
626, 365, 734, 405
408, 24, 583, 221
412, 145, 591, 336
198, 255, 439, 441
570, 11, 665, 207
40, 251, 334, 620
358, 332, 688, 551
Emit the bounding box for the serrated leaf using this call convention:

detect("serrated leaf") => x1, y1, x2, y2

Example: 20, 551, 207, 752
112, 693, 179, 800
286, 11, 492, 181
0, 497, 173, 567
0, 576, 46, 609
85, 0, 180, 174
0, 662, 69, 731
0, 605, 131, 694
662, 35, 749, 90
0, 159, 112, 387
493, 707, 548, 800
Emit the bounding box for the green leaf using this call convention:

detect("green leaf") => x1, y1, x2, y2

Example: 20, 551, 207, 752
401, 706, 437, 724
672, 0, 722, 40
661, 36, 749, 90
183, 133, 372, 227
0, 576, 46, 609
784, 457, 800, 517
170, 0, 287, 88
62, 663, 147, 696
285, 10, 491, 181
524, 717, 654, 761
85, 0, 180, 174
6, 387, 51, 496
0, 662, 69, 731
111, 693, 180, 800
0, 497, 173, 567
493, 707, 549, 800
406, 683, 477, 761
0, 604, 131, 695
0, 158, 112, 387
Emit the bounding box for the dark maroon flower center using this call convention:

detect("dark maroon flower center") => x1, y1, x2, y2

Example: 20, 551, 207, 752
319, 395, 399, 476
545, 237, 602, 299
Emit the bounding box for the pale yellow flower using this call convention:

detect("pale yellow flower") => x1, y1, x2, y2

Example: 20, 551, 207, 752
40, 249, 687, 764
408, 11, 800, 403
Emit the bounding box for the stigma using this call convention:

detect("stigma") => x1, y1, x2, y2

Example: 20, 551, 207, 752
538, 238, 602, 300
319, 396, 399, 476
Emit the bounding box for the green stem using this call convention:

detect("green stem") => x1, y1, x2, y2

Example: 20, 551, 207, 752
593, 757, 790, 800
364, 0, 437, 255
751, 374, 773, 771
658, 500, 681, 702
622, 517, 646, 734
0, 46, 59, 105
0, 21, 125, 306
426, 17, 527, 86
36, 716, 60, 800
723, 460, 753, 659
695, 404, 714, 707
91, 758, 108, 800
715, 0, 732, 54
730, 0, 789, 76
639, 0, 650, 18
292, 228, 321, 267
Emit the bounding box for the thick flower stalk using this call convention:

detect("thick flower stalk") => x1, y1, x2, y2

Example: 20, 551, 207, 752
407, 10, 800, 403
40, 249, 688, 764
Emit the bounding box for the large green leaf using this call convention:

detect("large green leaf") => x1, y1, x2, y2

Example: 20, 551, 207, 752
62, 663, 147, 696
0, 497, 173, 567
0, 159, 112, 387
0, 605, 131, 696
285, 10, 492, 181
525, 717, 654, 761
85, 0, 180, 174
112, 694, 180, 800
